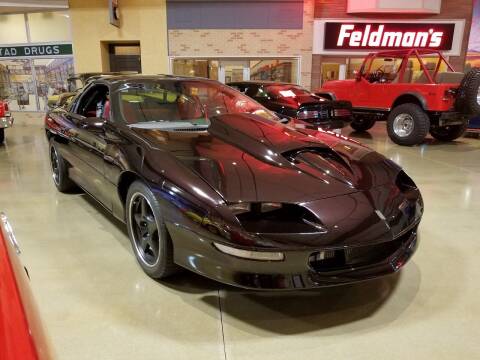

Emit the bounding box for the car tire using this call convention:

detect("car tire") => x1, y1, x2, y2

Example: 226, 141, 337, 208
49, 139, 77, 192
126, 181, 178, 279
350, 117, 376, 132
458, 68, 480, 114
0, 128, 4, 144
430, 124, 467, 142
387, 103, 430, 146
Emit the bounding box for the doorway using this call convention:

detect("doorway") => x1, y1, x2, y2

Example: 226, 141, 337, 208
108, 43, 141, 73
219, 60, 249, 83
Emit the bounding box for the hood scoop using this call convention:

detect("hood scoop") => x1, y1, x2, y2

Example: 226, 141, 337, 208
283, 147, 356, 187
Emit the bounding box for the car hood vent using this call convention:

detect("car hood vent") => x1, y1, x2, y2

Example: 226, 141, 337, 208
283, 147, 355, 187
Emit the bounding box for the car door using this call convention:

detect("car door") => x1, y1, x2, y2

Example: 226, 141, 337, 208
66, 83, 111, 208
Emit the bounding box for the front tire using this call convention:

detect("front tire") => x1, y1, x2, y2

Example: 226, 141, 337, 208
0, 128, 4, 144
49, 139, 76, 192
126, 181, 177, 279
430, 124, 467, 142
387, 103, 430, 146
350, 116, 376, 132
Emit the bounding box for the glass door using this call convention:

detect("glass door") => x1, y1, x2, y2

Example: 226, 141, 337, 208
219, 60, 249, 83
0, 59, 36, 111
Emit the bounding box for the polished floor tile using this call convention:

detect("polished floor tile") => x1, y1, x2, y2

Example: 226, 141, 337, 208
1, 113, 479, 359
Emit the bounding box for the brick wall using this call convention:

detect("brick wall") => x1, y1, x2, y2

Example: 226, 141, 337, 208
168, 0, 315, 88
312, 0, 473, 88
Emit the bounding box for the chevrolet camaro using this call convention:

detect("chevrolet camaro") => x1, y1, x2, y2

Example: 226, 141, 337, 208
45, 75, 423, 290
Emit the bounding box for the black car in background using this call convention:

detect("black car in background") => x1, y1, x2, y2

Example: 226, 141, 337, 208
228, 81, 353, 131
45, 75, 422, 290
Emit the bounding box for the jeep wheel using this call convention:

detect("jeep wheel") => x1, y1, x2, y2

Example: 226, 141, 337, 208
430, 124, 467, 142
350, 117, 376, 132
0, 128, 4, 144
387, 103, 430, 146
458, 68, 480, 114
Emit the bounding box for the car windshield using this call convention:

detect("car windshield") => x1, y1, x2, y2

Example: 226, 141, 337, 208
118, 80, 278, 128
264, 85, 312, 98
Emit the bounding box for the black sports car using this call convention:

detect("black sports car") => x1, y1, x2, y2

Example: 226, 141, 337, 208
45, 75, 422, 290
228, 81, 353, 131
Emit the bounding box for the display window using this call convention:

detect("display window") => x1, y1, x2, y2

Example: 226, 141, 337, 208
172, 58, 299, 84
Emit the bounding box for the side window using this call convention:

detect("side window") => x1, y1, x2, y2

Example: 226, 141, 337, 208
75, 84, 110, 120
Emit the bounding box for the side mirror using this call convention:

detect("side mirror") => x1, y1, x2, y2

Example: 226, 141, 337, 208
80, 117, 105, 131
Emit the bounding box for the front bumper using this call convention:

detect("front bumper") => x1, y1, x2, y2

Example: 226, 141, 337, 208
0, 113, 13, 129
167, 222, 419, 290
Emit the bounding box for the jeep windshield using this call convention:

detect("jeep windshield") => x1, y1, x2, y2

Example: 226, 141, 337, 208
119, 79, 278, 128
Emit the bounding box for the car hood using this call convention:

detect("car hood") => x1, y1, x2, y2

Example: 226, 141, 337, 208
132, 114, 400, 203
273, 94, 327, 109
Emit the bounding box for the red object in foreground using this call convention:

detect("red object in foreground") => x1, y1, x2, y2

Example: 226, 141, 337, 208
0, 213, 53, 360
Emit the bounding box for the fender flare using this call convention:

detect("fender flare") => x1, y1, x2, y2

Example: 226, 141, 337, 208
392, 92, 427, 111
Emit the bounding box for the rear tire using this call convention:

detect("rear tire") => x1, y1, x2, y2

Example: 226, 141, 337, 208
126, 181, 178, 279
49, 139, 77, 192
0, 128, 4, 144
430, 124, 467, 142
387, 103, 430, 146
457, 68, 480, 114
350, 116, 376, 132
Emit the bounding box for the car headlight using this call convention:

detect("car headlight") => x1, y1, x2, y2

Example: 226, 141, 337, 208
227, 202, 282, 215
213, 242, 285, 261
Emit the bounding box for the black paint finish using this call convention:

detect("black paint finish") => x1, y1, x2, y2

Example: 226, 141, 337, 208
45, 75, 423, 290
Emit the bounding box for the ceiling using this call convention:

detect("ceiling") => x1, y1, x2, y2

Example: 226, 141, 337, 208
0, 1, 68, 14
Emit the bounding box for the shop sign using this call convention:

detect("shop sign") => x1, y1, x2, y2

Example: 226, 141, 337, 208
0, 44, 73, 58
324, 22, 455, 51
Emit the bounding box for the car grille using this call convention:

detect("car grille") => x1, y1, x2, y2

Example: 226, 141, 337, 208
308, 227, 415, 272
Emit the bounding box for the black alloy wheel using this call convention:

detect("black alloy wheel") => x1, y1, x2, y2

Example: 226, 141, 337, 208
129, 192, 160, 267
126, 181, 177, 279
49, 139, 76, 192
50, 146, 61, 186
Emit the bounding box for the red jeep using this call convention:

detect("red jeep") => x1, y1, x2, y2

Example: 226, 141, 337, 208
317, 49, 480, 145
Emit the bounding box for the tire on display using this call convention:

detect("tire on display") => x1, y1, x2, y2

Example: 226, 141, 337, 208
0, 128, 4, 144
459, 68, 480, 115
387, 103, 430, 146
49, 138, 77, 192
350, 117, 376, 132
430, 123, 467, 142
126, 181, 178, 279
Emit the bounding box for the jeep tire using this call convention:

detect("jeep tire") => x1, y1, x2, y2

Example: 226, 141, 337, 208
457, 68, 480, 114
430, 124, 467, 142
0, 128, 4, 144
350, 116, 376, 132
387, 103, 430, 146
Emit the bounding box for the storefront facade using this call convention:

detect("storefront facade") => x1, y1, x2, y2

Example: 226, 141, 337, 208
311, 0, 473, 89
0, 11, 74, 111
167, 0, 315, 88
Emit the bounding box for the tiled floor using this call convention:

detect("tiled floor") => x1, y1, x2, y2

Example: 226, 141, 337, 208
1, 112, 479, 359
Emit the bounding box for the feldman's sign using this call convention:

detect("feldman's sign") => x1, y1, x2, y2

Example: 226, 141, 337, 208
324, 22, 455, 51
0, 44, 73, 58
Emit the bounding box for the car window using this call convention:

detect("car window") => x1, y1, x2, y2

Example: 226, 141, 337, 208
75, 84, 110, 119
118, 80, 279, 125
